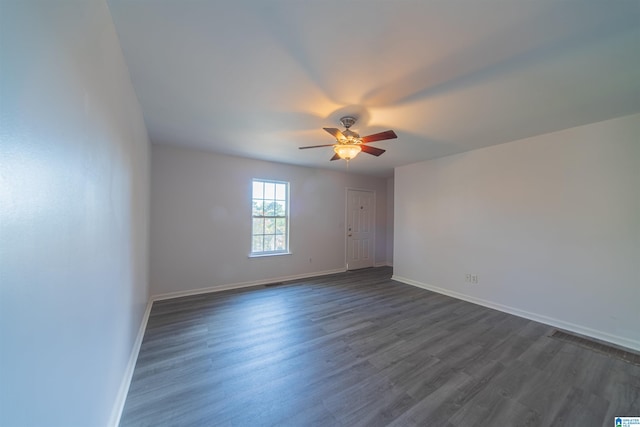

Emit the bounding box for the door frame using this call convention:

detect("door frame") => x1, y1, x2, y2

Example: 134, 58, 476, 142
345, 187, 376, 270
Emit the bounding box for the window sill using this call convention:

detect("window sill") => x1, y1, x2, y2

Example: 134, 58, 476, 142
248, 252, 293, 258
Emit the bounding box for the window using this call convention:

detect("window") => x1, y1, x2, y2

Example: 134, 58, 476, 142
251, 179, 289, 255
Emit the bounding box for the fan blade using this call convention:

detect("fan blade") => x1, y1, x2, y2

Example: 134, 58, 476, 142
361, 130, 397, 143
330, 153, 341, 161
323, 128, 345, 139
360, 145, 386, 157
299, 144, 336, 149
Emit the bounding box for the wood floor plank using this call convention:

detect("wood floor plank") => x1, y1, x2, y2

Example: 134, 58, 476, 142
120, 267, 640, 426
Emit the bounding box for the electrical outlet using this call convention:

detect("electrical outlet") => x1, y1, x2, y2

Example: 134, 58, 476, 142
465, 274, 472, 282
471, 274, 479, 284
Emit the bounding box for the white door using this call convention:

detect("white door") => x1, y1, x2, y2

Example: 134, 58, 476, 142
346, 189, 375, 270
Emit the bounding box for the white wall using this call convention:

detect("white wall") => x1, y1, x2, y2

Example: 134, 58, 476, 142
386, 177, 394, 266
150, 145, 388, 296
0, 1, 150, 426
394, 113, 640, 350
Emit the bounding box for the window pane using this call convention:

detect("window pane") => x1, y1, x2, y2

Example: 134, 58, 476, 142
264, 182, 275, 199
264, 201, 276, 217
252, 181, 264, 199
252, 235, 263, 253
275, 201, 286, 216
275, 218, 286, 235
252, 200, 264, 216
265, 218, 276, 234
252, 218, 264, 235
275, 183, 286, 200
275, 235, 286, 251
263, 235, 275, 252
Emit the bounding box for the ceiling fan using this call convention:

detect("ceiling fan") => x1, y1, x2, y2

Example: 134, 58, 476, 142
299, 116, 397, 161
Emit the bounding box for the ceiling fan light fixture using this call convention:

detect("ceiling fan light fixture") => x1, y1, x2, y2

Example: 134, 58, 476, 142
299, 115, 397, 161
334, 144, 361, 160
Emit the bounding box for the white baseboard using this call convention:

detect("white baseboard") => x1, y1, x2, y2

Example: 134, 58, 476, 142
108, 300, 153, 427
152, 268, 347, 301
392, 275, 640, 352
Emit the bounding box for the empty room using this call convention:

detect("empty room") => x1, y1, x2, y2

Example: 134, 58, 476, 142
1, 0, 639, 426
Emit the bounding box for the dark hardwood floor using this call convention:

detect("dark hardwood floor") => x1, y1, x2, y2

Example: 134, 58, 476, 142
120, 267, 640, 426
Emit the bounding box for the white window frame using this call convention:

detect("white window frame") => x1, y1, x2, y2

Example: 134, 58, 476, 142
250, 179, 290, 257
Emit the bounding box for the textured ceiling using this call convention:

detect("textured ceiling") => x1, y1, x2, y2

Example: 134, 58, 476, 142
108, 0, 640, 177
